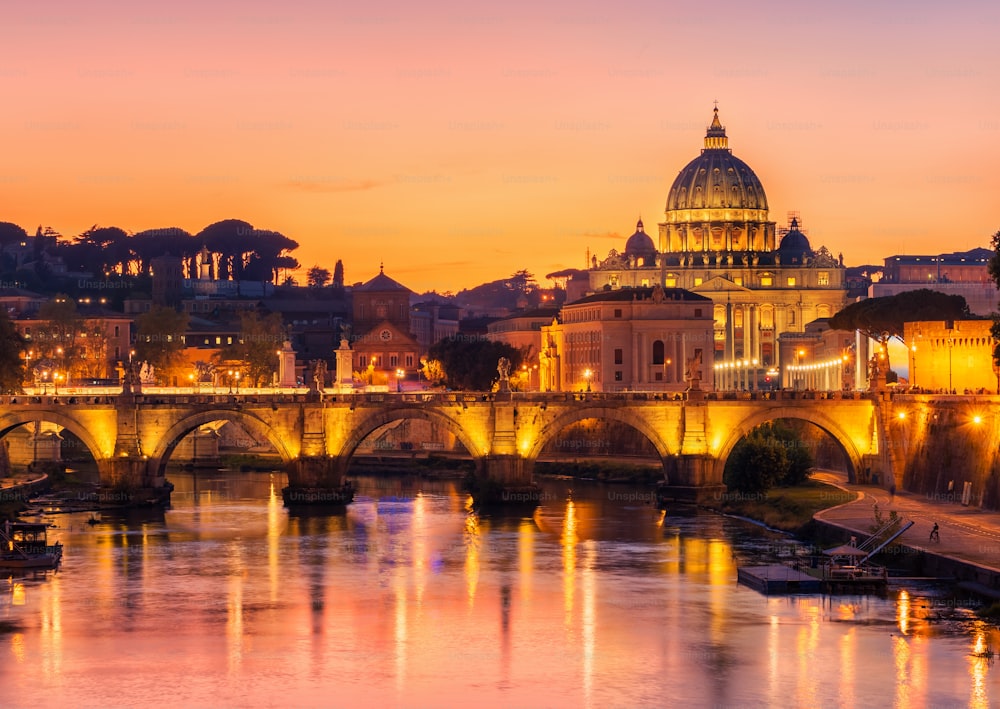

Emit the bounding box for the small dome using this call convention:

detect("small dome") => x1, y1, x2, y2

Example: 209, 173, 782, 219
624, 219, 657, 265
777, 217, 813, 262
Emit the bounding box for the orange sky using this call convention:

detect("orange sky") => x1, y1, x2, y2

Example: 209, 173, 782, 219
2, 0, 998, 293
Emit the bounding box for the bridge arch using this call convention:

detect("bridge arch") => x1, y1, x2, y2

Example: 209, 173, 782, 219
149, 409, 293, 477
714, 406, 866, 482
524, 405, 672, 475
0, 410, 108, 464
337, 405, 485, 469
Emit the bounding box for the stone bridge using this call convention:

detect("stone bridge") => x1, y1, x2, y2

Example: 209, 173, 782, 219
0, 389, 892, 505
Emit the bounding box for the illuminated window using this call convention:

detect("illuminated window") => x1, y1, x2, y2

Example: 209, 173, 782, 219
786, 277, 796, 286
733, 276, 743, 286
694, 277, 703, 286
818, 271, 829, 286
665, 277, 677, 287
641, 278, 650, 287
761, 276, 773, 286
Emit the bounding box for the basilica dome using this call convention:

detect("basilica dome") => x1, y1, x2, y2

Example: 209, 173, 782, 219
665, 108, 768, 218
624, 219, 657, 265
777, 217, 814, 263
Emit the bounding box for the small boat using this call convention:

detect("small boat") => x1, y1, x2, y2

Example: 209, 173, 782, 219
0, 521, 63, 570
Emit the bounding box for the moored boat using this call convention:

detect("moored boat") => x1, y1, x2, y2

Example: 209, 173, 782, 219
0, 521, 63, 570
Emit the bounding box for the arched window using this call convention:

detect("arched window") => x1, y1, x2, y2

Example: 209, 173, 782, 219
652, 340, 665, 365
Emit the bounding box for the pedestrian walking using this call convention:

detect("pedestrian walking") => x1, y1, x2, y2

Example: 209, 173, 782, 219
929, 523, 940, 542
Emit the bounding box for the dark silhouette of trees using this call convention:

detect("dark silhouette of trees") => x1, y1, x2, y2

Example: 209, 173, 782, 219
195, 220, 298, 283
0, 221, 27, 250
723, 421, 814, 495
133, 306, 190, 384
0, 308, 25, 393
307, 266, 331, 288
333, 260, 345, 288
423, 337, 522, 390
131, 227, 196, 277
829, 289, 971, 372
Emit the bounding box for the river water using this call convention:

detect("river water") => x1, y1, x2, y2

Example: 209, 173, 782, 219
1, 471, 998, 708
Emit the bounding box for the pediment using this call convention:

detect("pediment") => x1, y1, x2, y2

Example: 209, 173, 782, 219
691, 276, 753, 293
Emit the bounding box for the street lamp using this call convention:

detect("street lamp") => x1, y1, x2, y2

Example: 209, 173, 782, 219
583, 368, 592, 392
53, 372, 61, 395
234, 371, 241, 394
910, 344, 917, 390
396, 368, 404, 392
228, 369, 234, 394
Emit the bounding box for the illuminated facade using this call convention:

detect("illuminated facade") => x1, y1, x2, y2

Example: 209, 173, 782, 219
538, 286, 715, 393
349, 266, 421, 383
904, 319, 997, 393
589, 108, 848, 370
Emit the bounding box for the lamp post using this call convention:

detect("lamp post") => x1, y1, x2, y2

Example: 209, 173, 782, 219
948, 338, 953, 393
228, 369, 234, 394
583, 368, 592, 392
910, 344, 917, 390
796, 349, 805, 391
396, 368, 404, 392
234, 371, 241, 394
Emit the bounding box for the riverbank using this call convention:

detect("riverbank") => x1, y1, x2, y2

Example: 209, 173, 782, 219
702, 477, 854, 534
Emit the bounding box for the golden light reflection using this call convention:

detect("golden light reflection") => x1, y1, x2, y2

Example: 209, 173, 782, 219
10, 633, 25, 664
767, 614, 780, 701
893, 635, 912, 708
794, 603, 821, 708
562, 499, 578, 626
413, 492, 426, 605
267, 477, 281, 603
969, 627, 991, 709
897, 590, 910, 636
40, 573, 63, 681
11, 581, 25, 606
464, 513, 480, 606
394, 565, 408, 693
707, 540, 733, 647
581, 539, 597, 706
227, 559, 245, 675
518, 519, 534, 603
840, 627, 856, 705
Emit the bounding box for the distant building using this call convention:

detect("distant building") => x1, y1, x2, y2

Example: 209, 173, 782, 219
588, 108, 849, 369
539, 286, 715, 393
486, 307, 561, 360
871, 248, 995, 316
777, 319, 857, 391
349, 267, 422, 385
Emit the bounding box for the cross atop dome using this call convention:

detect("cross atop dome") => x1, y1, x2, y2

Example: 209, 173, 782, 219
704, 105, 729, 151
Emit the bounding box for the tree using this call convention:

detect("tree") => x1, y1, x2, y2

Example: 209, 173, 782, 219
829, 289, 970, 372
988, 230, 1000, 369
133, 306, 190, 384
307, 265, 331, 288
0, 308, 25, 393
723, 421, 814, 494
215, 310, 286, 387
0, 221, 28, 251
333, 260, 345, 288
423, 337, 522, 390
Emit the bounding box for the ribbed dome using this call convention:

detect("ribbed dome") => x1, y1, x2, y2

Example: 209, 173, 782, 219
624, 219, 656, 264
664, 108, 768, 217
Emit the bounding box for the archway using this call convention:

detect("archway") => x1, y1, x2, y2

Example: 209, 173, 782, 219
149, 409, 292, 479
714, 408, 864, 483
0, 411, 107, 476
525, 406, 672, 480
338, 406, 484, 475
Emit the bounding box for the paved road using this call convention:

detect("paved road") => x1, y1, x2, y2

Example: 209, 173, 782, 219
812, 470, 1000, 575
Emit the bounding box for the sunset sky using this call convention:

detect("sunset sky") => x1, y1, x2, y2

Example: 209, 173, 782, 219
2, 0, 998, 293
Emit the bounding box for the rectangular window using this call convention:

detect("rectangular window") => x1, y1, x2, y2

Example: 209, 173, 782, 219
654, 372, 663, 381
114, 326, 120, 337
665, 277, 677, 287
615, 370, 622, 381
818, 271, 829, 286
405, 354, 414, 367
733, 276, 743, 286
640, 278, 650, 287
614, 309, 622, 318
761, 276, 773, 287
693, 277, 703, 286
614, 348, 623, 365
786, 277, 796, 286
788, 310, 796, 325
389, 354, 398, 367
359, 355, 367, 368
694, 308, 702, 317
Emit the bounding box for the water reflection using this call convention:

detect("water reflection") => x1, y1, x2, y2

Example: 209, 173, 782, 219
0, 471, 996, 707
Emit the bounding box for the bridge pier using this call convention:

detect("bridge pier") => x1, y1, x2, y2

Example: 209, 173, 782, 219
656, 454, 726, 506
282, 455, 355, 506
95, 457, 173, 507
469, 455, 543, 508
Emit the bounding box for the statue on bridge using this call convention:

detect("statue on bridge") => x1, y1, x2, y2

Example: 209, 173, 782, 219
685, 349, 703, 390
311, 359, 328, 397
497, 357, 512, 394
